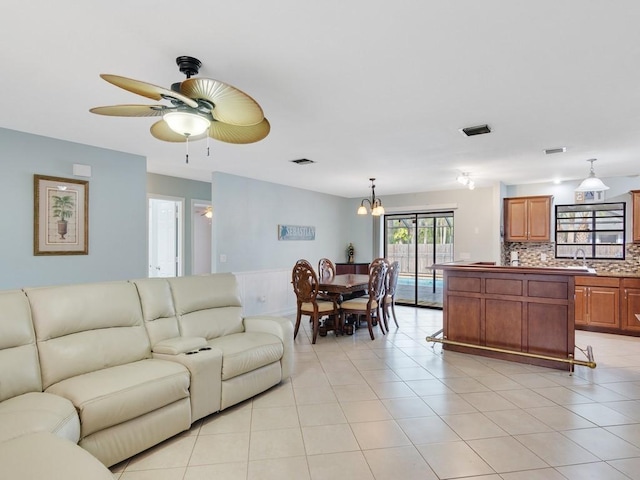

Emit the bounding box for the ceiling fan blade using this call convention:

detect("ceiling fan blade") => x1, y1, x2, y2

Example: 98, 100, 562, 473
209, 118, 270, 144
89, 104, 168, 117
150, 120, 208, 143
100, 74, 198, 108
181, 78, 264, 126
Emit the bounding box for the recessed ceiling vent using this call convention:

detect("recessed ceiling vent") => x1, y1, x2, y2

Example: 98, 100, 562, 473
461, 124, 491, 136
544, 147, 567, 155
290, 158, 315, 165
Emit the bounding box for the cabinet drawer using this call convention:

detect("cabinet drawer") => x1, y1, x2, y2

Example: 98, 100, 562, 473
575, 276, 620, 288
621, 278, 640, 289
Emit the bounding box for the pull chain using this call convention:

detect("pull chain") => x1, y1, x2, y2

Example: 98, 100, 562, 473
185, 134, 190, 164
206, 135, 210, 157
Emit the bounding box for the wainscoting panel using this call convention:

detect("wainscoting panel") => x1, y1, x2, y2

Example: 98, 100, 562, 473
234, 268, 296, 317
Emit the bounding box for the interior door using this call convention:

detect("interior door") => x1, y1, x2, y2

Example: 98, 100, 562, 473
148, 196, 183, 277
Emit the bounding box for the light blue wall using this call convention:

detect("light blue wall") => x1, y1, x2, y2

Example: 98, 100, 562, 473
211, 172, 353, 272
0, 127, 147, 289
147, 173, 212, 276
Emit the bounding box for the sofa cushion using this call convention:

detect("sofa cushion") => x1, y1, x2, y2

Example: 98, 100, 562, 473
207, 332, 284, 381
132, 277, 181, 347
26, 281, 151, 389
0, 432, 113, 480
45, 359, 190, 438
0, 392, 80, 443
168, 274, 245, 339
0, 290, 42, 400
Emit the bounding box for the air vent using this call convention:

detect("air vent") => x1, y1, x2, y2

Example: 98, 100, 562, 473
544, 147, 567, 155
461, 124, 491, 136
290, 158, 315, 165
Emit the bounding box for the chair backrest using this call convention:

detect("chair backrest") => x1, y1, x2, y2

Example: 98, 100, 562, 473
368, 260, 388, 302
369, 257, 389, 272
292, 260, 320, 304
317, 258, 336, 282
386, 261, 400, 296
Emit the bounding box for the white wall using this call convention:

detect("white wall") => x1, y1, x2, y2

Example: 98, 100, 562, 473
0, 127, 147, 289
346, 185, 502, 263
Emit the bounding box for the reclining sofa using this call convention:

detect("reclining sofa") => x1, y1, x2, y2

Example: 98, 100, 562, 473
0, 273, 293, 478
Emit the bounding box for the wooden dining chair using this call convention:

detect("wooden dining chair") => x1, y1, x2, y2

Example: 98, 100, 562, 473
339, 260, 388, 340
291, 259, 340, 344
316, 257, 337, 304
317, 258, 336, 282
382, 260, 400, 331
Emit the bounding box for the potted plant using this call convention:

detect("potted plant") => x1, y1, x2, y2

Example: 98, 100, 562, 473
52, 194, 75, 239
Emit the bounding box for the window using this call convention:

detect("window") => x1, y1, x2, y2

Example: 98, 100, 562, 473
555, 202, 625, 260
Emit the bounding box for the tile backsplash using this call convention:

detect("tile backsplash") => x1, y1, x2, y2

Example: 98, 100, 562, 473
502, 242, 640, 275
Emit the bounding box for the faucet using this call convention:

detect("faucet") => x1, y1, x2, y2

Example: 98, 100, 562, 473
573, 248, 586, 267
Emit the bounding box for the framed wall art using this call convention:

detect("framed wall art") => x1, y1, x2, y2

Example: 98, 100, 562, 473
34, 174, 89, 255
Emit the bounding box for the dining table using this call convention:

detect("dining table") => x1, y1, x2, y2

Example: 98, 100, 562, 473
317, 273, 370, 335
318, 273, 370, 297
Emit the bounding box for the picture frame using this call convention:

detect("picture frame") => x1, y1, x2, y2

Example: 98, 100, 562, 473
34, 174, 89, 255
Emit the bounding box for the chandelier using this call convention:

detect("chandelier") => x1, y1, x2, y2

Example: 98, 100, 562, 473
357, 178, 385, 216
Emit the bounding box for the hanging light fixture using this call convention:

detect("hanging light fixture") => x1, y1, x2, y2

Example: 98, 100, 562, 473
575, 159, 609, 192
357, 178, 385, 216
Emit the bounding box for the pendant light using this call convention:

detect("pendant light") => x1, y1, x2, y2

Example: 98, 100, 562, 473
575, 159, 609, 192
357, 178, 385, 216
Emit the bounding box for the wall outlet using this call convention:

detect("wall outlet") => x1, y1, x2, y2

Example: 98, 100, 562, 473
541, 253, 547, 262
219, 254, 227, 263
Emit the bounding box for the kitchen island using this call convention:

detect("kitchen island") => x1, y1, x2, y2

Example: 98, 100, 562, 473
430, 262, 596, 371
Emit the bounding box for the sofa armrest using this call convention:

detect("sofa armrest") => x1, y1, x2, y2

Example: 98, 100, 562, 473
152, 336, 208, 355
243, 316, 294, 379
152, 347, 223, 422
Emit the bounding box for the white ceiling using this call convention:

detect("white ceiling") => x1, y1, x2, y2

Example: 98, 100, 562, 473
3, 1, 640, 198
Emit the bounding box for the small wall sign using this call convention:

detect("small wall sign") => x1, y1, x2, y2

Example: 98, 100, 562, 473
278, 224, 316, 241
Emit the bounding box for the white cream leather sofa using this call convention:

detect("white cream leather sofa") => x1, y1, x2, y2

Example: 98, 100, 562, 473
0, 274, 293, 478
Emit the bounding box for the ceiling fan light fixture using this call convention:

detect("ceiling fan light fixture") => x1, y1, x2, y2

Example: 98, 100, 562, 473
163, 111, 210, 137
575, 159, 610, 192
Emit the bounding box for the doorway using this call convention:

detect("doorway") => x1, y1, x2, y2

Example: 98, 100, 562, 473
384, 212, 454, 308
191, 200, 212, 275
148, 196, 184, 277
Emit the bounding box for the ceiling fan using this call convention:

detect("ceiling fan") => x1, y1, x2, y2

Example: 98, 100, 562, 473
90, 56, 270, 147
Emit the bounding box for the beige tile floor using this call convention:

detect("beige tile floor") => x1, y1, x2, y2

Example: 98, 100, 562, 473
111, 306, 640, 479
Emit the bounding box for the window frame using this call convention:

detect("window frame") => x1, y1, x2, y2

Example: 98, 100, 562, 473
554, 202, 626, 261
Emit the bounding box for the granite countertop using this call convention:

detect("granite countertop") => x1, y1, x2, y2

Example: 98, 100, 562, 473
595, 271, 640, 278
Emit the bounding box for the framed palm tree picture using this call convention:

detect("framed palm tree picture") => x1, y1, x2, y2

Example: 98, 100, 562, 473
34, 174, 89, 255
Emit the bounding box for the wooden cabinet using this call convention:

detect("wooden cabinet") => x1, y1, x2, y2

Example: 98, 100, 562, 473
335, 262, 369, 275
622, 278, 640, 333
632, 190, 640, 243
504, 196, 552, 242
574, 276, 620, 329
440, 264, 577, 370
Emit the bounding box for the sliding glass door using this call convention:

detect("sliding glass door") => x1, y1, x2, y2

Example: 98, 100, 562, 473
384, 212, 454, 308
